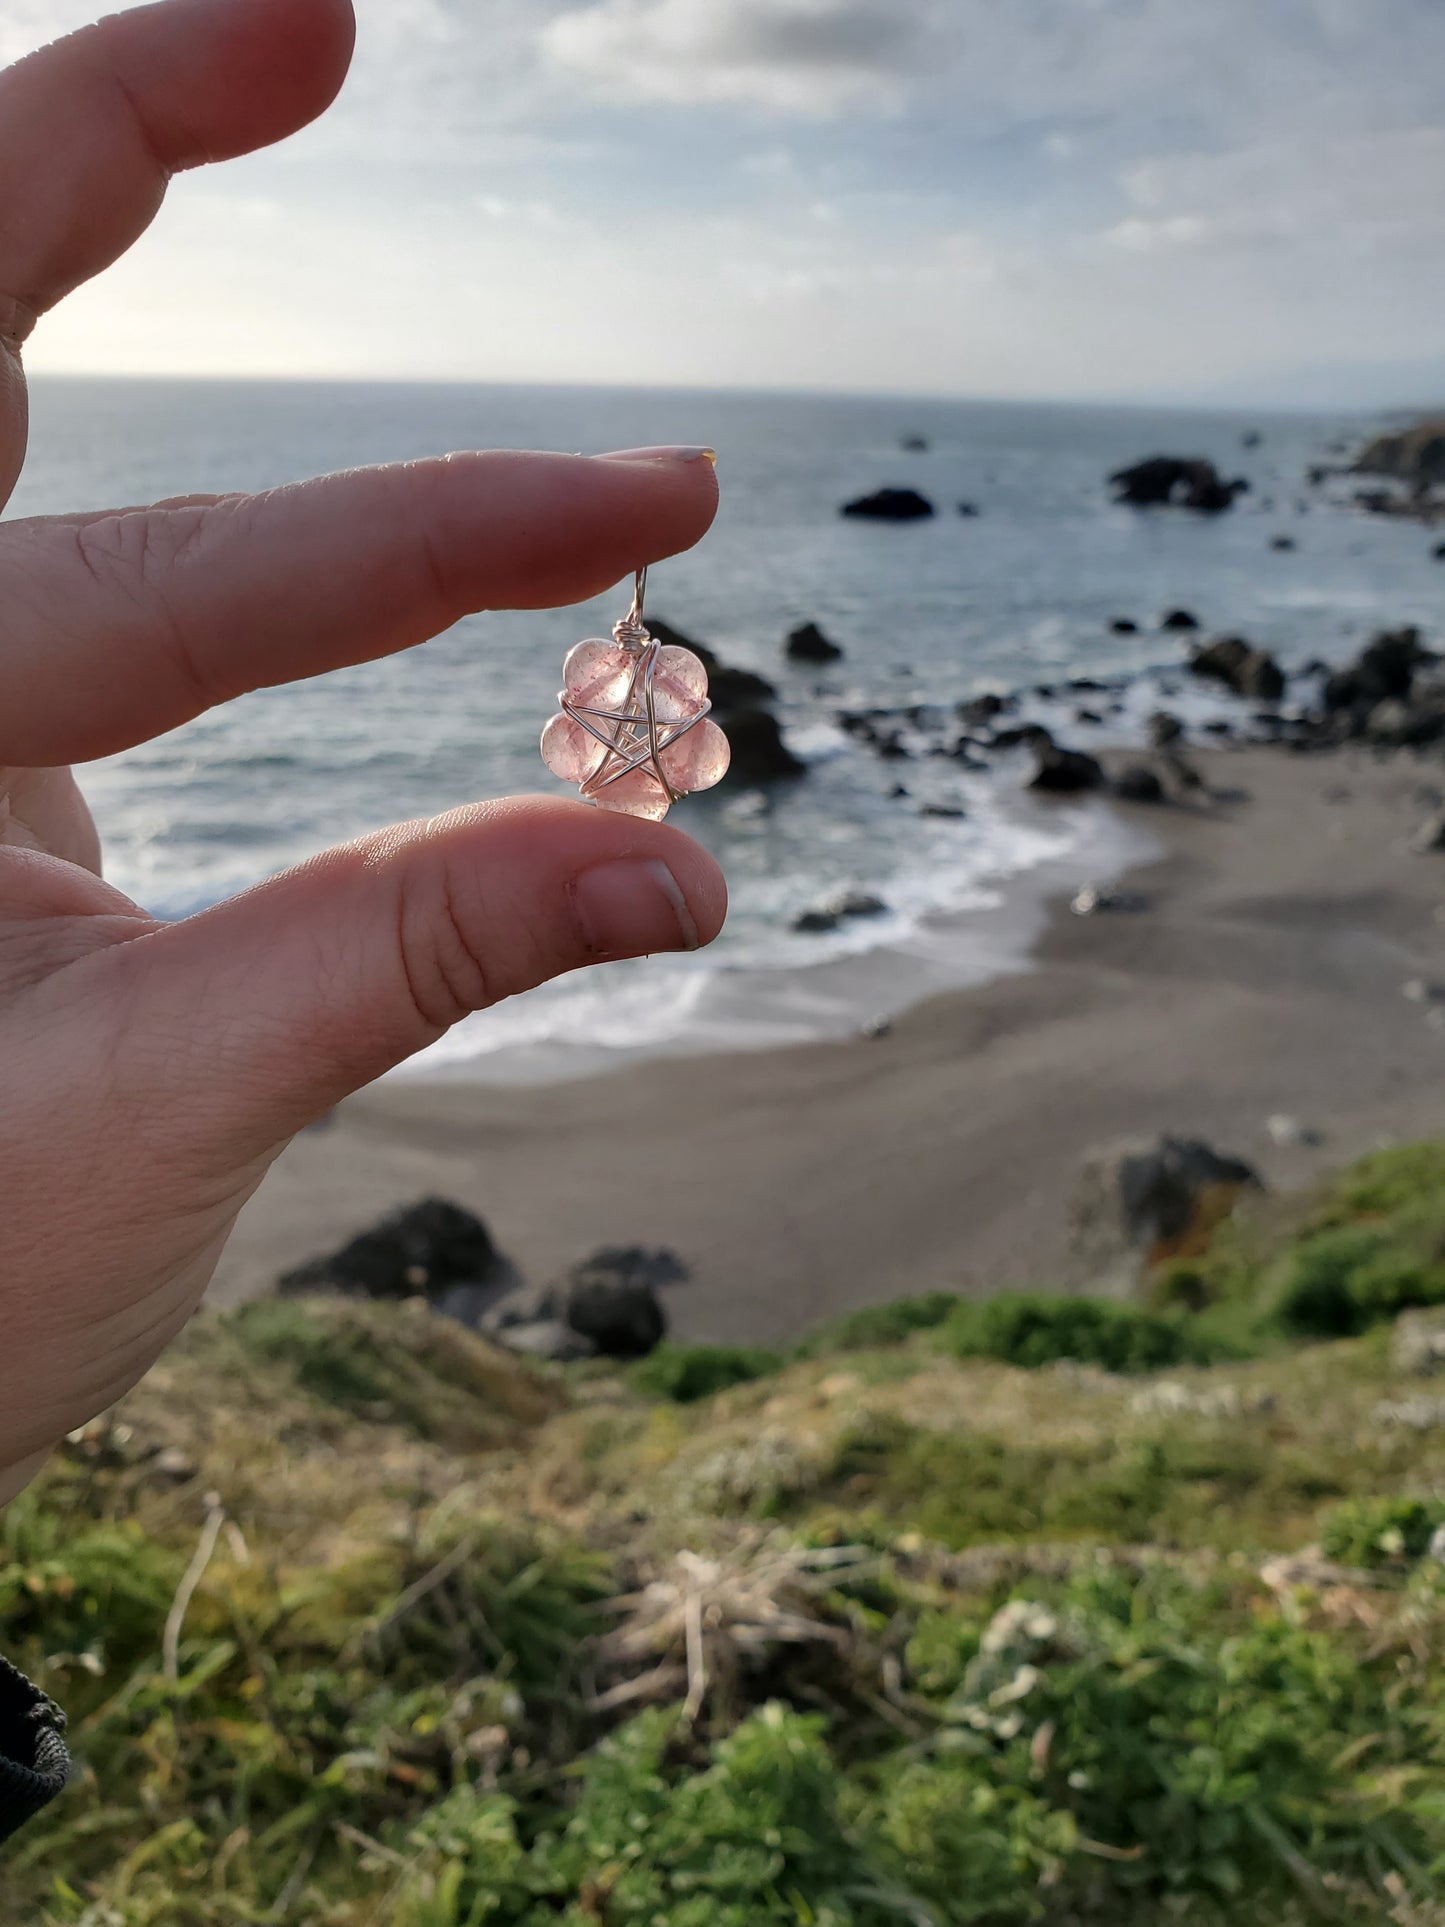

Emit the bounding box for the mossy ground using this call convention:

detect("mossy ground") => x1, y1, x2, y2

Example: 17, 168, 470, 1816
5, 1149, 1445, 1924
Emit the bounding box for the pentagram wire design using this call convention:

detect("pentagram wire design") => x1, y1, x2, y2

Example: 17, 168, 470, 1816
560, 567, 712, 804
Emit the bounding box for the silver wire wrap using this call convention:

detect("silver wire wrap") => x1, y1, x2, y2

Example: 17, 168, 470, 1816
560, 566, 712, 804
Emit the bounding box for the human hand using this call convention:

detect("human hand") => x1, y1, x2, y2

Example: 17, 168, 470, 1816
0, 0, 726, 1505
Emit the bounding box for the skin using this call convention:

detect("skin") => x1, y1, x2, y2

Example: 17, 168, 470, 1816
0, 0, 727, 1507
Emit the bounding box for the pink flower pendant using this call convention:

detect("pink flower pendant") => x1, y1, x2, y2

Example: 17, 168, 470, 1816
540, 570, 730, 821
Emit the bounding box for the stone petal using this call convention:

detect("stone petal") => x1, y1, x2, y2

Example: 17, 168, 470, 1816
585, 765, 672, 820
655, 645, 709, 707
540, 712, 605, 786
659, 716, 730, 794
561, 639, 636, 712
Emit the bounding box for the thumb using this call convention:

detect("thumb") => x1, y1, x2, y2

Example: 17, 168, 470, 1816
118, 796, 726, 1158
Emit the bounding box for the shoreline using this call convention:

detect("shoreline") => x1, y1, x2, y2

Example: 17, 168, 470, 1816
211, 744, 1445, 1344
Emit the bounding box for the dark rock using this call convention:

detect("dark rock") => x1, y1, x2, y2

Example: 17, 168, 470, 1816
958, 693, 1011, 728
1074, 708, 1104, 725
875, 732, 911, 761
1110, 618, 1139, 634
841, 487, 935, 521
888, 782, 910, 799
957, 501, 981, 518
1161, 608, 1202, 632
1188, 636, 1284, 702
1319, 627, 1433, 723
1112, 765, 1166, 804
647, 616, 778, 712
1025, 728, 1105, 793
1270, 535, 1297, 552
564, 1248, 676, 1357
1236, 649, 1286, 702
1148, 711, 1185, 747
1069, 677, 1109, 693
901, 434, 929, 452
1202, 719, 1234, 737
1189, 636, 1252, 685
1071, 884, 1150, 916
1110, 456, 1247, 514
1433, 542, 1445, 561
486, 1249, 679, 1359
1071, 1136, 1264, 1282
504, 1321, 599, 1363
722, 707, 806, 783
919, 802, 967, 818
792, 891, 887, 933
278, 1198, 505, 1304
1033, 683, 1057, 699
786, 621, 843, 664
1353, 418, 1445, 494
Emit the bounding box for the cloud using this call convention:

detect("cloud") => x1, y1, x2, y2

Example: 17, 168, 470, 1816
541, 0, 931, 116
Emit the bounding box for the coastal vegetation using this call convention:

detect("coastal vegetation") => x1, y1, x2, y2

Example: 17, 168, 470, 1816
5, 1144, 1445, 1924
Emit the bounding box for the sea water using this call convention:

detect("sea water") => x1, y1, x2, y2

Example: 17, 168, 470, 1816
10, 378, 1442, 1078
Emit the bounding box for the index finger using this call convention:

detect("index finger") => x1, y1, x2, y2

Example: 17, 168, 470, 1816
0, 0, 354, 497
0, 0, 354, 320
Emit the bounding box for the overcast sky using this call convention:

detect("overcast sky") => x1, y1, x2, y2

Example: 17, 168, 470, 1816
10, 0, 1445, 404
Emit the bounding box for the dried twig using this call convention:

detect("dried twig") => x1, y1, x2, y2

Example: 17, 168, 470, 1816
163, 1492, 226, 1684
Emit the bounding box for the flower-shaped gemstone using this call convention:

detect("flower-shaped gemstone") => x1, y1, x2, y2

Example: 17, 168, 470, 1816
540, 638, 730, 821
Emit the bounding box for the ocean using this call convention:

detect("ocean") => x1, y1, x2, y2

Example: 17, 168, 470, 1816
12, 378, 1442, 1079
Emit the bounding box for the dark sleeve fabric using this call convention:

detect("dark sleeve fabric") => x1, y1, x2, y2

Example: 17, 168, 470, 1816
0, 1656, 69, 1846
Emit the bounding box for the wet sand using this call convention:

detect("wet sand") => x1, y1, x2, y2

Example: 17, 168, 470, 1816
211, 747, 1445, 1345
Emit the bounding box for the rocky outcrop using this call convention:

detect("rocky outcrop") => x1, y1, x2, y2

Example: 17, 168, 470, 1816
1160, 609, 1201, 632
278, 1198, 508, 1307
1187, 637, 1285, 702
647, 616, 777, 713
1071, 1136, 1263, 1285
1321, 627, 1431, 713
792, 891, 887, 934
722, 707, 807, 784
485, 1246, 682, 1360
1024, 727, 1105, 793
840, 487, 935, 521
786, 621, 844, 664
1353, 419, 1445, 497
1110, 457, 1248, 514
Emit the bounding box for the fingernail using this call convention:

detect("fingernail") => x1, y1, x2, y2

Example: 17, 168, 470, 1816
597, 445, 717, 466
571, 857, 701, 958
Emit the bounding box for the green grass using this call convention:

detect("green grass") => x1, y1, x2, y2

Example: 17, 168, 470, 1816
942, 1294, 1216, 1374
631, 1343, 785, 1403
7, 1144, 1445, 1924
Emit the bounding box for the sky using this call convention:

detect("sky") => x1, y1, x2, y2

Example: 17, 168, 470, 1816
9, 0, 1445, 406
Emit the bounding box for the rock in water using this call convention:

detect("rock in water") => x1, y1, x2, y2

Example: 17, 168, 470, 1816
1110, 457, 1248, 513
644, 615, 778, 714
1160, 608, 1202, 632
722, 706, 807, 784
840, 487, 935, 521
278, 1197, 504, 1302
1071, 1137, 1264, 1284
1187, 636, 1284, 702
786, 621, 844, 664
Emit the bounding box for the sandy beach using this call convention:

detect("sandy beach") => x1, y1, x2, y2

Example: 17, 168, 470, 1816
210, 745, 1445, 1344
